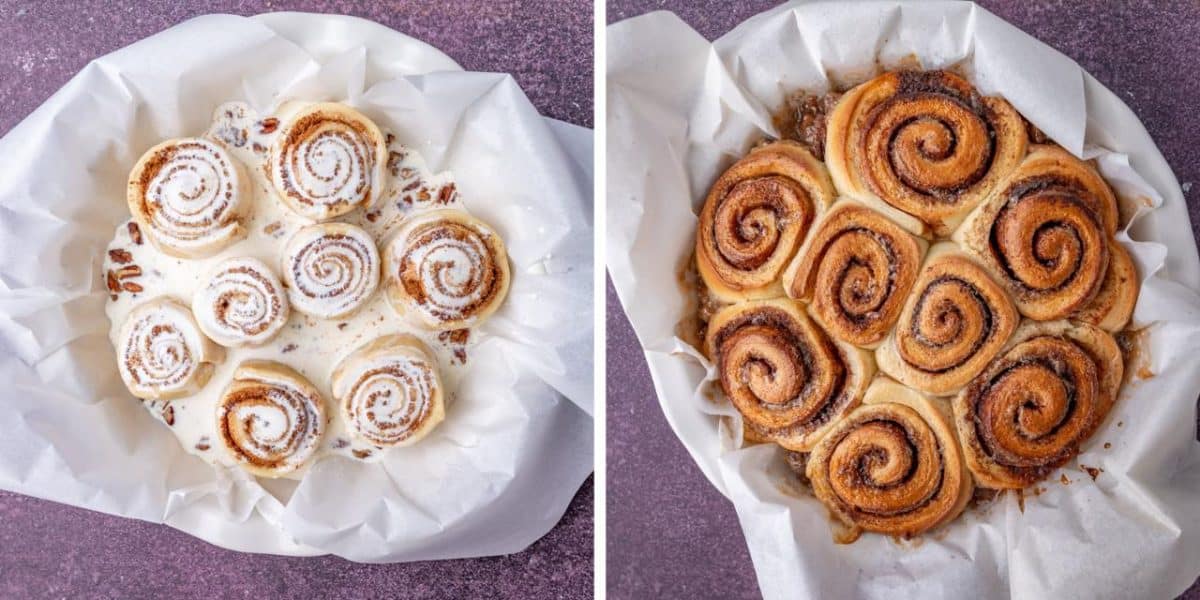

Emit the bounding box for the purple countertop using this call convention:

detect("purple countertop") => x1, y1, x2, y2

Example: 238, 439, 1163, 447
606, 1, 1200, 599
0, 2, 591, 599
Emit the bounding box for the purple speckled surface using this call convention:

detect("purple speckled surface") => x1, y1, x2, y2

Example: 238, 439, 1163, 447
606, 1, 1200, 599
0, 2, 591, 599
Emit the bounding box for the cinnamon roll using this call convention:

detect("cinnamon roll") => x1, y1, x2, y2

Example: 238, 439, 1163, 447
216, 360, 326, 478
192, 257, 290, 347
952, 320, 1122, 489
781, 202, 927, 348
126, 138, 249, 258
806, 378, 972, 542
331, 335, 445, 448
117, 297, 223, 400
269, 103, 388, 221
875, 243, 1019, 395
696, 141, 836, 302
281, 222, 380, 319
1075, 240, 1139, 331
825, 70, 1027, 237
704, 299, 874, 452
384, 209, 511, 330
954, 145, 1120, 321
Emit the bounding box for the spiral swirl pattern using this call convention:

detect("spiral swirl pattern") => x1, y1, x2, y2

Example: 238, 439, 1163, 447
783, 203, 925, 348
952, 322, 1122, 488
696, 141, 834, 301
127, 138, 247, 258
217, 361, 325, 478
193, 258, 289, 347
283, 223, 380, 319
332, 335, 445, 447
704, 299, 873, 451
270, 103, 387, 221
806, 379, 971, 541
955, 146, 1119, 321
876, 245, 1018, 394
118, 297, 221, 400
825, 70, 1027, 237
385, 209, 511, 330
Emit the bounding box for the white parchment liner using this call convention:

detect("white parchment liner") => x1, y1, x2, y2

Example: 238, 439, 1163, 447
0, 12, 593, 562
607, 2, 1200, 598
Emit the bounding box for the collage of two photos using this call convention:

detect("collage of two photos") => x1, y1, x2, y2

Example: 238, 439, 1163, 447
2, 1, 1200, 599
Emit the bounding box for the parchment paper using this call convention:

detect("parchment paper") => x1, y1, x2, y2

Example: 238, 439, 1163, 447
607, 2, 1200, 598
0, 12, 593, 562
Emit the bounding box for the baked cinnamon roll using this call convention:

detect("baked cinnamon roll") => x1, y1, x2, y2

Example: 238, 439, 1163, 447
281, 222, 380, 319
383, 209, 511, 330
704, 299, 874, 452
126, 138, 249, 258
1075, 240, 1139, 331
192, 257, 290, 347
696, 141, 836, 302
954, 145, 1119, 321
269, 103, 388, 221
331, 335, 445, 448
875, 243, 1019, 395
117, 297, 223, 400
782, 202, 927, 348
806, 378, 972, 542
216, 360, 326, 478
825, 70, 1027, 237
952, 320, 1122, 489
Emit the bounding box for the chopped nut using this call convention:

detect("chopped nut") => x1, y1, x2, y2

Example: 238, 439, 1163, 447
109, 293, 118, 301
385, 133, 395, 145
333, 438, 350, 449
121, 281, 144, 293
259, 117, 279, 134
417, 189, 431, 202
108, 249, 133, 264
127, 222, 143, 245
251, 142, 267, 154
437, 184, 457, 205
195, 438, 211, 451
352, 449, 372, 459
402, 181, 420, 192
162, 405, 175, 426
115, 265, 142, 279
364, 211, 380, 223
281, 343, 298, 353
337, 323, 348, 330
263, 221, 283, 235
106, 270, 120, 292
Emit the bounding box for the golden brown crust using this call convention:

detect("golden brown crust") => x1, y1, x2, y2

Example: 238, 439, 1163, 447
806, 378, 972, 541
696, 141, 836, 302
1075, 240, 1139, 331
951, 320, 1122, 489
825, 70, 1027, 237
704, 299, 873, 451
875, 243, 1019, 395
782, 202, 927, 348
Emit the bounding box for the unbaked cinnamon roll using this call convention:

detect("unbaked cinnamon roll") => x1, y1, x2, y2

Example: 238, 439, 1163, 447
704, 299, 874, 452
954, 145, 1120, 321
825, 70, 1027, 237
117, 297, 223, 400
269, 103, 388, 221
216, 360, 326, 478
1075, 240, 1139, 331
384, 209, 511, 330
952, 320, 1122, 489
192, 257, 290, 347
806, 378, 972, 542
782, 202, 926, 348
331, 335, 445, 448
875, 243, 1019, 395
126, 137, 249, 258
696, 141, 836, 302
281, 222, 380, 319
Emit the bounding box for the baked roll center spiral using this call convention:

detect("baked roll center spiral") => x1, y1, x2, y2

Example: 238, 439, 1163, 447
217, 361, 325, 478
282, 222, 380, 319
117, 297, 223, 400
193, 257, 289, 347
332, 335, 445, 447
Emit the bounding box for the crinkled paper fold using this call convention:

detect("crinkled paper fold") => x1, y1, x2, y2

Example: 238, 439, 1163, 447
607, 2, 1200, 598
0, 12, 593, 562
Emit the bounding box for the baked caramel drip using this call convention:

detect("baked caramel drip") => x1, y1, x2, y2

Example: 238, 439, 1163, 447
399, 221, 501, 324
954, 336, 1101, 488
696, 141, 833, 301
886, 252, 1018, 394
840, 70, 1026, 233
705, 300, 862, 451
344, 362, 437, 446
276, 112, 375, 212
785, 204, 923, 347
217, 365, 323, 474
806, 401, 967, 539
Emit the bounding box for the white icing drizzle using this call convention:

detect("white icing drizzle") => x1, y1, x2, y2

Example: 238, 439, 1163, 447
333, 339, 441, 447
118, 298, 217, 399
192, 257, 289, 347
217, 363, 323, 475
282, 223, 380, 319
